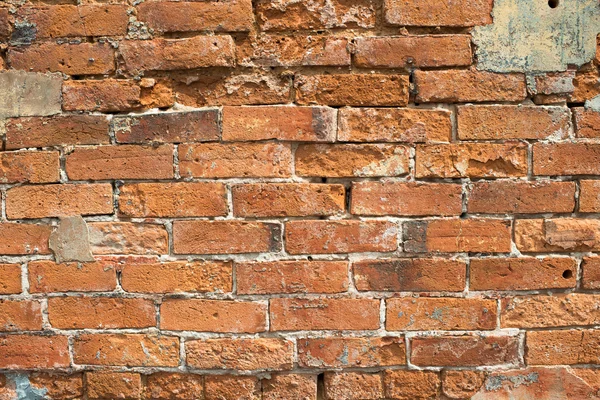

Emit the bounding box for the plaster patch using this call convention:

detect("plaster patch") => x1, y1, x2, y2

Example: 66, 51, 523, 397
0, 71, 62, 118
49, 216, 95, 263
585, 94, 600, 111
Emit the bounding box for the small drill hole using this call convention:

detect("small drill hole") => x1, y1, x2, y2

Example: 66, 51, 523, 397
562, 269, 573, 279
548, 0, 559, 8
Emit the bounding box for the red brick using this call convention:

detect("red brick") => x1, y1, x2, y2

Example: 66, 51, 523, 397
121, 36, 235, 73
48, 297, 155, 329
411, 335, 519, 366
28, 373, 83, 400
9, 42, 115, 75
236, 260, 348, 294
0, 9, 10, 40
583, 257, 600, 289
119, 182, 227, 218
471, 257, 577, 291
468, 180, 575, 214
205, 376, 260, 400
580, 180, 600, 212
5, 115, 110, 149
88, 222, 169, 255
179, 142, 292, 178
137, 0, 254, 33
351, 182, 462, 216
121, 261, 232, 294
574, 108, 600, 137
145, 373, 204, 400
387, 298, 496, 331
296, 144, 410, 177
173, 221, 281, 255
0, 223, 52, 255
270, 298, 380, 331
355, 35, 472, 68
286, 220, 398, 254
62, 80, 141, 112
0, 264, 21, 294
324, 372, 383, 400
415, 70, 526, 102
232, 183, 345, 217
28, 260, 117, 293
526, 329, 600, 365
262, 374, 316, 400
0, 335, 69, 369
384, 0, 493, 26
534, 143, 600, 176
296, 74, 409, 106
73, 334, 179, 366
161, 299, 266, 333
86, 372, 141, 400
383, 370, 441, 400
416, 143, 528, 178
222, 105, 336, 141
514, 218, 600, 252
0, 300, 43, 332
298, 337, 405, 368
0, 151, 59, 184
186, 338, 293, 370
338, 107, 451, 143
113, 110, 219, 144
353, 258, 466, 292
404, 219, 512, 253
6, 183, 113, 219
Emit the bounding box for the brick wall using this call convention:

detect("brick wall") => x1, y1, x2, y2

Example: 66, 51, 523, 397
1, 0, 600, 398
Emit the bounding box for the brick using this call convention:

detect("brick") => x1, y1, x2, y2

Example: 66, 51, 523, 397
324, 372, 383, 400
5, 115, 110, 149
458, 105, 570, 140
387, 298, 496, 331
222, 105, 336, 142
468, 181, 575, 214
355, 35, 472, 68
286, 220, 398, 254
353, 258, 466, 292
28, 373, 83, 400
571, 68, 600, 103
186, 338, 293, 370
574, 108, 600, 137
501, 294, 600, 328
0, 151, 59, 184
145, 373, 204, 400
73, 334, 179, 366
48, 297, 155, 329
296, 144, 409, 177
384, 0, 492, 26
514, 218, 600, 252
526, 329, 600, 365
113, 110, 219, 144
298, 337, 405, 368
137, 0, 254, 33
86, 372, 142, 400
232, 183, 345, 217
28, 260, 117, 293
121, 261, 232, 294
9, 42, 115, 75
0, 223, 52, 255
404, 219, 512, 253
0, 9, 10, 40
583, 257, 600, 289
415, 70, 526, 102
296, 74, 409, 106
580, 180, 600, 212
236, 260, 348, 295
262, 374, 316, 400
270, 298, 380, 331
119, 182, 227, 218
0, 264, 21, 294
410, 335, 519, 366
179, 142, 292, 178
205, 376, 260, 400
416, 143, 528, 178
88, 222, 169, 255
534, 143, 600, 176
121, 36, 235, 73
6, 183, 113, 219
256, 0, 376, 30
383, 370, 441, 400
441, 370, 485, 399
62, 80, 141, 112
161, 299, 266, 333
0, 335, 69, 369
471, 257, 577, 291
337, 107, 451, 143
0, 300, 43, 332
351, 182, 462, 216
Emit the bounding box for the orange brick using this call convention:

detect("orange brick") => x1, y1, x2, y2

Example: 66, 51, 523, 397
384, 371, 441, 400
514, 218, 600, 252
583, 257, 600, 289
353, 258, 466, 292
269, 298, 380, 331
0, 9, 10, 40
580, 180, 600, 212
0, 300, 43, 332
0, 151, 59, 184
0, 223, 52, 255
262, 374, 317, 400
28, 373, 83, 400
87, 372, 142, 400
441, 370, 486, 399
298, 337, 405, 368
205, 376, 260, 400
161, 299, 266, 333
119, 182, 227, 218
324, 372, 383, 400
28, 260, 117, 293
535, 143, 600, 176
62, 80, 141, 112
236, 260, 348, 294
173, 221, 281, 255
526, 329, 600, 365
0, 335, 69, 369
88, 222, 169, 255
232, 183, 345, 217
0, 264, 21, 295
286, 220, 398, 254
574, 108, 600, 138
384, 0, 493, 26
145, 373, 204, 400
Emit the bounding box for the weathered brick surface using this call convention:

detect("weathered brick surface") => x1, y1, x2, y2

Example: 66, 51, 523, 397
28, 260, 117, 293
0, 264, 22, 294
0, 151, 60, 184
384, 0, 493, 26
298, 337, 405, 368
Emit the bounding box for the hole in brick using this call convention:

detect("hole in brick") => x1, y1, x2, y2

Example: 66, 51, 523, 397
562, 269, 573, 279
548, 0, 559, 8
